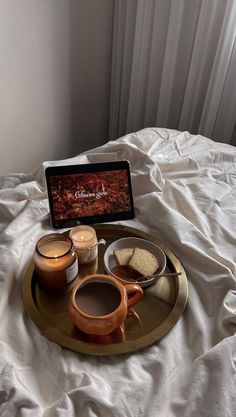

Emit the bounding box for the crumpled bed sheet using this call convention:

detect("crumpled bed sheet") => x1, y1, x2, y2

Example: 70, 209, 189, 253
0, 127, 236, 416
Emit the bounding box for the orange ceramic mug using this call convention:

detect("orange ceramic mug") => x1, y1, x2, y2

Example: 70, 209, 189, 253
68, 274, 143, 335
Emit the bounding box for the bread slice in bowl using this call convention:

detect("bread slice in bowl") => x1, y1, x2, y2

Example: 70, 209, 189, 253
128, 247, 159, 276
113, 248, 134, 266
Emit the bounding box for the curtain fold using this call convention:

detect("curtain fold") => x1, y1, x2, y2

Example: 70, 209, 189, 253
109, 0, 236, 145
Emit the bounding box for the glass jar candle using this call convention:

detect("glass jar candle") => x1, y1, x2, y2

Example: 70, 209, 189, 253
69, 225, 98, 264
34, 233, 78, 293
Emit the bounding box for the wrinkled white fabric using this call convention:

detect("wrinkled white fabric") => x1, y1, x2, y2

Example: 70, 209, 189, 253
0, 128, 236, 416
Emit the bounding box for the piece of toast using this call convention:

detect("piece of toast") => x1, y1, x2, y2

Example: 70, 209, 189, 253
113, 248, 134, 266
128, 247, 159, 276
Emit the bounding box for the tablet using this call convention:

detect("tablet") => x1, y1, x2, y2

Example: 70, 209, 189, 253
45, 161, 135, 229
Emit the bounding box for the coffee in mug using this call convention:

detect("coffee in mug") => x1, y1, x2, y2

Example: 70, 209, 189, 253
75, 282, 121, 316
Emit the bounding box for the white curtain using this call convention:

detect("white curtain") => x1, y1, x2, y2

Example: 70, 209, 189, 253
109, 0, 236, 145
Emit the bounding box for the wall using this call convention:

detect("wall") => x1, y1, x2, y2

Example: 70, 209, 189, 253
0, 0, 71, 174
0, 0, 114, 174
71, 0, 114, 156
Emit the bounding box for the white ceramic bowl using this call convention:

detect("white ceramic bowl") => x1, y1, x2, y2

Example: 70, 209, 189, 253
104, 237, 166, 288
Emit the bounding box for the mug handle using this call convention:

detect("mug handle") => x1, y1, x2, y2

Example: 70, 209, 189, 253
125, 284, 143, 308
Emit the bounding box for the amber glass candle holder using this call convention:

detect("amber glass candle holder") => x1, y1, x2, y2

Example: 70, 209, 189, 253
34, 233, 78, 293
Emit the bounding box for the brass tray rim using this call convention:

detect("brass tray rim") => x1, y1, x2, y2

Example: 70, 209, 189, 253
21, 224, 188, 356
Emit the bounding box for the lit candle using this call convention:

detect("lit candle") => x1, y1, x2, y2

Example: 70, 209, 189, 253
34, 234, 78, 293
39, 241, 71, 258
73, 230, 94, 243
69, 225, 98, 264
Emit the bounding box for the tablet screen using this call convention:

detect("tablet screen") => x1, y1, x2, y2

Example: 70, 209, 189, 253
45, 161, 135, 228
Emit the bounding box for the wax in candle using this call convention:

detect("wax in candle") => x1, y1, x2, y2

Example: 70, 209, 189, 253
73, 231, 94, 243
39, 241, 71, 257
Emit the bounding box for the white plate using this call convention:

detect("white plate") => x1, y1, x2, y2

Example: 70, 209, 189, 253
104, 237, 166, 288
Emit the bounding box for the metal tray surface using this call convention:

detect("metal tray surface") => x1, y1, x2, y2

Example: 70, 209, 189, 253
21, 225, 188, 356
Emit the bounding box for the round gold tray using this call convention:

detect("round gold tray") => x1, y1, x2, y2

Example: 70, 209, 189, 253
21, 225, 188, 356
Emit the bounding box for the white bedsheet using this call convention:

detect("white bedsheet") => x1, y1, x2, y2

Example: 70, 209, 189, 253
0, 128, 236, 416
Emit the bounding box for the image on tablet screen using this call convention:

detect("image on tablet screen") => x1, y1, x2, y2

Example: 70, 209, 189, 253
49, 170, 132, 221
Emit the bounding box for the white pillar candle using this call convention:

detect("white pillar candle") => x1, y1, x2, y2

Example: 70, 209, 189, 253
69, 225, 98, 264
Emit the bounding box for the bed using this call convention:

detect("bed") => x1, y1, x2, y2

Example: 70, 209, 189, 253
0, 127, 236, 416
